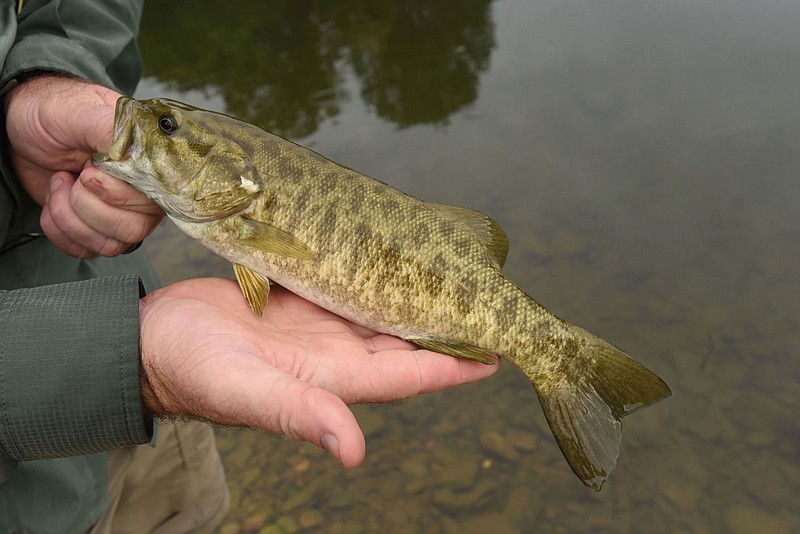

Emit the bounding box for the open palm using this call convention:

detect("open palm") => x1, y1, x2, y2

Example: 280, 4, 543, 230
140, 277, 498, 467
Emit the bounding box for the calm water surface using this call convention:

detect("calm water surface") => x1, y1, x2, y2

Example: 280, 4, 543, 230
136, 1, 799, 532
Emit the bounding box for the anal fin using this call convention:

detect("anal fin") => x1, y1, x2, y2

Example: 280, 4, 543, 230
408, 337, 498, 365
233, 263, 271, 316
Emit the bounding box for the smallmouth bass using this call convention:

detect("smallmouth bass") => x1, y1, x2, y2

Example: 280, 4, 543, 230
93, 97, 671, 491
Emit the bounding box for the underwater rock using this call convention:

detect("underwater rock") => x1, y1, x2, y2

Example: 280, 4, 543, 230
479, 430, 520, 461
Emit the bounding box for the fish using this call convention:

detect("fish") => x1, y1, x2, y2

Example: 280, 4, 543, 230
93, 97, 671, 491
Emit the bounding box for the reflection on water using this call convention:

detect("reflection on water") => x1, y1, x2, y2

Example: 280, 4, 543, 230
138, 0, 799, 532
139, 0, 494, 136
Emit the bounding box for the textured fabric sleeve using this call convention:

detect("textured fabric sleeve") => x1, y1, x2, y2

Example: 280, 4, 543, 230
1, 0, 144, 94
0, 275, 152, 482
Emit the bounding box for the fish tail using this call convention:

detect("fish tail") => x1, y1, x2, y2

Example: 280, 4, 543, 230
531, 327, 671, 491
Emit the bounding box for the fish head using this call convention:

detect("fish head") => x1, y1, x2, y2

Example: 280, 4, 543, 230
93, 97, 263, 222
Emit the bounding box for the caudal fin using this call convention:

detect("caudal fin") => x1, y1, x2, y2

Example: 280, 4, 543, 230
532, 330, 671, 491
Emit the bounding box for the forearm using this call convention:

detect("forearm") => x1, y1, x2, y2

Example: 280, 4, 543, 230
0, 275, 152, 482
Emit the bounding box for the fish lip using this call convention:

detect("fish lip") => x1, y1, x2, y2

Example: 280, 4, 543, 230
94, 96, 136, 164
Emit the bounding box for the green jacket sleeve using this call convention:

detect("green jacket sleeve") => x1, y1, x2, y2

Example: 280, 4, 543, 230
0, 276, 153, 481
0, 0, 151, 483
1, 0, 143, 94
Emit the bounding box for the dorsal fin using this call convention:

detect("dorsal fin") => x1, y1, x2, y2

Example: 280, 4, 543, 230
432, 204, 509, 268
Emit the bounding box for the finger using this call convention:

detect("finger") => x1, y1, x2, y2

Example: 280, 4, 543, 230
35, 78, 119, 155
362, 332, 420, 353
328, 349, 499, 404
10, 158, 51, 205
40, 204, 94, 259
212, 360, 367, 468
79, 165, 163, 215
46, 172, 131, 256
347, 322, 423, 353
262, 378, 366, 468
348, 322, 381, 338
410, 351, 500, 392
40, 173, 102, 259
71, 175, 162, 249
81, 85, 120, 153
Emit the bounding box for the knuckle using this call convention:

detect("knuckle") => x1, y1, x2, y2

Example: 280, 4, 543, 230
39, 209, 57, 237
114, 213, 156, 244
97, 236, 126, 257
46, 194, 71, 225
281, 386, 317, 440
67, 242, 95, 260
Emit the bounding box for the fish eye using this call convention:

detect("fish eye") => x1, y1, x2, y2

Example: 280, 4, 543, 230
158, 115, 179, 134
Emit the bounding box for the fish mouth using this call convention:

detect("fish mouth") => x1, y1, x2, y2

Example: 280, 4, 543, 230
92, 96, 136, 164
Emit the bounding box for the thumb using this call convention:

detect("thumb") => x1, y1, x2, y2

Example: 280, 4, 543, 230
49, 81, 119, 154
82, 86, 118, 154
261, 378, 367, 468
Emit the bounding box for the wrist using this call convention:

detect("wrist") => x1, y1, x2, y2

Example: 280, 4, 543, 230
138, 297, 164, 418
138, 354, 160, 420
2, 71, 77, 111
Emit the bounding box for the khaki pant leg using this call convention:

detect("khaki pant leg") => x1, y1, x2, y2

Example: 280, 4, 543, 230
90, 420, 230, 534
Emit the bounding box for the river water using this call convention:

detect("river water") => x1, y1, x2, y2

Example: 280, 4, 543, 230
135, 1, 799, 532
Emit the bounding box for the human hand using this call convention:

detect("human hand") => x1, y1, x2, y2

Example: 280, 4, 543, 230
139, 278, 499, 467
3, 75, 163, 258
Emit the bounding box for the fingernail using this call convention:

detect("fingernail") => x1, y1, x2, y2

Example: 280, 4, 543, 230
321, 433, 339, 455
50, 175, 62, 192
83, 178, 107, 199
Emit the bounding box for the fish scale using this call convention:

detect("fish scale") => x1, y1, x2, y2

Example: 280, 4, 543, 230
94, 96, 671, 491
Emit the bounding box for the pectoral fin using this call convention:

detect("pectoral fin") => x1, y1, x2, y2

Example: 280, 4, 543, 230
241, 217, 314, 260
432, 204, 509, 268
408, 337, 498, 365
233, 263, 271, 316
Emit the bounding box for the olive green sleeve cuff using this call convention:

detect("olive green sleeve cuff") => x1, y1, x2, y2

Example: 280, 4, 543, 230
0, 275, 152, 477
